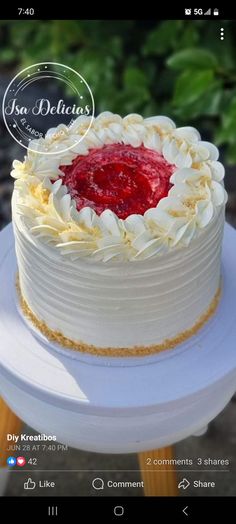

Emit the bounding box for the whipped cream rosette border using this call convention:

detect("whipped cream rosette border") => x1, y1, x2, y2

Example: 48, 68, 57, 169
11, 112, 227, 262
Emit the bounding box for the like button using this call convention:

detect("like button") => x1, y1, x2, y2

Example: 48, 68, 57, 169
24, 478, 36, 490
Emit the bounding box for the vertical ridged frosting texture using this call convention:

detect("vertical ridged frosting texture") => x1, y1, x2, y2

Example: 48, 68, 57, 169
13, 195, 224, 349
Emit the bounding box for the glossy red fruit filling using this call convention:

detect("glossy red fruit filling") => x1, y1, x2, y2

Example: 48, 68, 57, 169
59, 143, 175, 219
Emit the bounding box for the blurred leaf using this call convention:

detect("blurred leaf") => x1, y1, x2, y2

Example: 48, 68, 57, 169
177, 24, 199, 49
173, 70, 216, 106
174, 87, 222, 120
0, 48, 16, 63
142, 21, 182, 56
105, 36, 123, 60
124, 67, 148, 88
9, 20, 38, 47
226, 143, 236, 164
167, 48, 218, 70
50, 21, 84, 58
216, 95, 236, 145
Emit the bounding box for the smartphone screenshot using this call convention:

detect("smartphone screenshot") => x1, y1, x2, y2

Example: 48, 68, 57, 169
0, 8, 236, 520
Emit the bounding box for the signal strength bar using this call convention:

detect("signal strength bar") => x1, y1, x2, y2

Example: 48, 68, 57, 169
204, 9, 211, 15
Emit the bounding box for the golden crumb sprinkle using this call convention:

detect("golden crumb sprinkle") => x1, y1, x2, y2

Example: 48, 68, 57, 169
16, 276, 221, 358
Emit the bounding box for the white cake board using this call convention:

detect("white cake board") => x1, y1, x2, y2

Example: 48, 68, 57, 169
0, 223, 236, 453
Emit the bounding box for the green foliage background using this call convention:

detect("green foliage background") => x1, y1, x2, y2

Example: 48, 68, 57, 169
1, 19, 236, 162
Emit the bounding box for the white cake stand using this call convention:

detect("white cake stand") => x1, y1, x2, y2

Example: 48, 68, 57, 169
0, 223, 236, 454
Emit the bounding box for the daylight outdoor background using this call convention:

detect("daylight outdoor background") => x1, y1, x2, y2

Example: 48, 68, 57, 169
0, 19, 235, 496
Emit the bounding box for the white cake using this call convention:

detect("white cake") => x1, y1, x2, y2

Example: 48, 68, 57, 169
11, 113, 227, 357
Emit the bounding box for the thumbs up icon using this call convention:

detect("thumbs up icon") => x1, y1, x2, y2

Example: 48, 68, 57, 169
24, 478, 36, 490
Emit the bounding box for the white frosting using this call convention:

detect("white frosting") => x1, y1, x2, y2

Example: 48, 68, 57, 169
11, 112, 227, 262
11, 112, 226, 351
13, 191, 224, 348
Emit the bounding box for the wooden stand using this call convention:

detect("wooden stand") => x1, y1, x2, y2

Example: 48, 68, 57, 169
0, 398, 22, 467
138, 446, 178, 496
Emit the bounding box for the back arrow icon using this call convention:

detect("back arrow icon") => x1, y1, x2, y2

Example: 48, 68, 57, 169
183, 506, 189, 516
